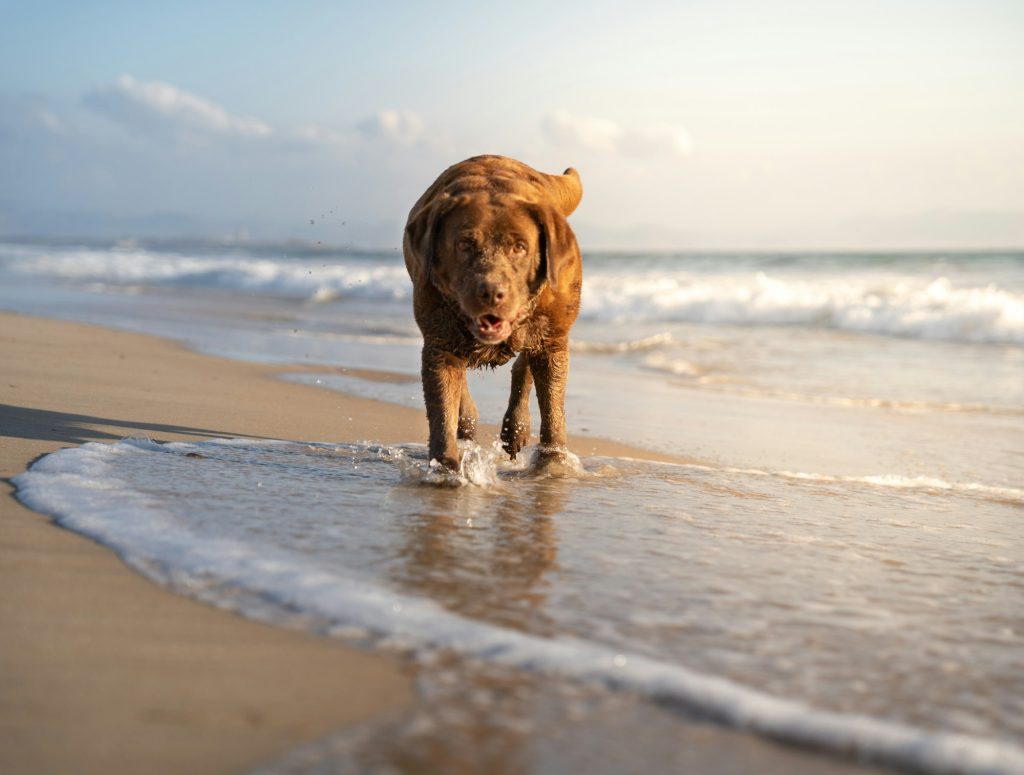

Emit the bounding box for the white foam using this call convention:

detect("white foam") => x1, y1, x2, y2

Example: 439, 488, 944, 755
570, 332, 676, 354
1, 244, 411, 302
641, 351, 703, 377
4, 243, 1023, 345
669, 461, 1024, 506
634, 372, 1024, 417
583, 271, 1024, 345
13, 438, 1024, 775
779, 471, 1024, 505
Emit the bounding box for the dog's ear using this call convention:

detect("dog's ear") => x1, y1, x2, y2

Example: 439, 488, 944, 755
404, 193, 460, 286
531, 203, 578, 291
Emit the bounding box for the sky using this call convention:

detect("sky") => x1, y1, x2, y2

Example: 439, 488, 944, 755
1, 0, 1022, 250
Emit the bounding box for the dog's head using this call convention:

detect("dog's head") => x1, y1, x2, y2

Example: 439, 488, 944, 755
405, 167, 581, 344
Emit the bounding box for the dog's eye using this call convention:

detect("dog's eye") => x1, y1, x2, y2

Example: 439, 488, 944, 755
456, 238, 475, 253
511, 241, 528, 256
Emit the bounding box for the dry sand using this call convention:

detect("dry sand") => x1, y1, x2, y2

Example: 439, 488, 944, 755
0, 311, 888, 774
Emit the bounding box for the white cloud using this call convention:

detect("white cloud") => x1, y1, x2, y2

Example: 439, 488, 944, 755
357, 109, 425, 146
292, 110, 426, 155
0, 97, 68, 138
84, 75, 429, 158
292, 123, 351, 150
541, 110, 693, 158
541, 110, 622, 152
620, 123, 693, 157
85, 74, 273, 142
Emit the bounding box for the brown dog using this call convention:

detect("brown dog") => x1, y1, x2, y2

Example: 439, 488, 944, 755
403, 155, 583, 471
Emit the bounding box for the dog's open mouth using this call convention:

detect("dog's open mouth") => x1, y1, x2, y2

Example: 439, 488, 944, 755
472, 313, 513, 342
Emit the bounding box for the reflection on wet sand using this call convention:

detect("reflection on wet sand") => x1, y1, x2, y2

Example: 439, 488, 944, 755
388, 480, 566, 635
322, 479, 570, 773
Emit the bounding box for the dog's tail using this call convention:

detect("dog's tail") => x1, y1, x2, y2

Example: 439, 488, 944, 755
546, 167, 583, 217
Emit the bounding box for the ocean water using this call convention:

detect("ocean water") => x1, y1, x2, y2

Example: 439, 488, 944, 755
14, 439, 1024, 773
3, 240, 1024, 773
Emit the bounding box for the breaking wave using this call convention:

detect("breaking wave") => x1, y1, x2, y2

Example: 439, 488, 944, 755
3, 243, 1022, 345
583, 271, 1024, 345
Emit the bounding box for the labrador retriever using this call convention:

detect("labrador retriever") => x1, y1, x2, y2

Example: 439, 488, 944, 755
403, 155, 583, 472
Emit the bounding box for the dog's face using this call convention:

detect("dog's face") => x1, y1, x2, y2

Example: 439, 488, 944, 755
407, 191, 576, 344
432, 198, 545, 343
405, 162, 580, 346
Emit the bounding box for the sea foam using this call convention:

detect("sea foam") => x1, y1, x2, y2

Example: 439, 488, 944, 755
1, 243, 411, 302
13, 438, 1024, 775
583, 271, 1024, 345
3, 243, 1023, 345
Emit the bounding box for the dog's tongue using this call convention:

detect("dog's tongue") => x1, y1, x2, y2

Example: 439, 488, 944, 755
474, 313, 511, 341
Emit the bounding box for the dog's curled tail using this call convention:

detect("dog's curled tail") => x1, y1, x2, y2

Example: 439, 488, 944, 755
547, 167, 583, 218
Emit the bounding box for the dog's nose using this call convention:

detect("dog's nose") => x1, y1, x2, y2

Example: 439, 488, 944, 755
477, 280, 506, 306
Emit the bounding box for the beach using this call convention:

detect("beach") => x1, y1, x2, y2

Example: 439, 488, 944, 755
5, 1, 1022, 770
1, 312, 420, 774
1, 241, 1022, 774
0, 311, 899, 774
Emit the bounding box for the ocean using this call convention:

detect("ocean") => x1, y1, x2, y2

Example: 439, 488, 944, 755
3, 240, 1023, 773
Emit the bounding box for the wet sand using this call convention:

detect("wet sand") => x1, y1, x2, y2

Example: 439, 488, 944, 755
0, 311, 888, 774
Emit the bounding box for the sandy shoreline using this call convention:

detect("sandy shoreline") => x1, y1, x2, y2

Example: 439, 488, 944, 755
1, 310, 890, 774
0, 311, 423, 774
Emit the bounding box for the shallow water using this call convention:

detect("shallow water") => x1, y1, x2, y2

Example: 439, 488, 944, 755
2, 242, 1021, 487
4, 241, 1024, 772
15, 438, 1024, 773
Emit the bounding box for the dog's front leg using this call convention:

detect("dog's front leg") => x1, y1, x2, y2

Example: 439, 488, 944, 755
527, 343, 569, 451
457, 378, 478, 441
501, 352, 533, 459
421, 345, 465, 471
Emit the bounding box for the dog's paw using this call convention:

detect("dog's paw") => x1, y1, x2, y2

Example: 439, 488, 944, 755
529, 445, 585, 478
429, 454, 462, 475
500, 412, 530, 459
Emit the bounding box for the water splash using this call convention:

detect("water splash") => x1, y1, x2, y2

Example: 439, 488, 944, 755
384, 442, 506, 488
383, 442, 592, 487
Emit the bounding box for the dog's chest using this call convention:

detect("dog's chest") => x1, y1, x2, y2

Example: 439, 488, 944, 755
443, 315, 548, 368
465, 319, 550, 367
417, 290, 550, 367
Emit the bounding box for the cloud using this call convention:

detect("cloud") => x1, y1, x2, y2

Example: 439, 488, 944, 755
541, 110, 692, 158
541, 110, 622, 152
357, 109, 425, 146
0, 96, 68, 139
292, 123, 351, 151
619, 123, 693, 158
85, 74, 272, 142
83, 75, 429, 158
291, 110, 426, 156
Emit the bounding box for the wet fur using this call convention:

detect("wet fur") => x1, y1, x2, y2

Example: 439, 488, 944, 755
403, 155, 583, 470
